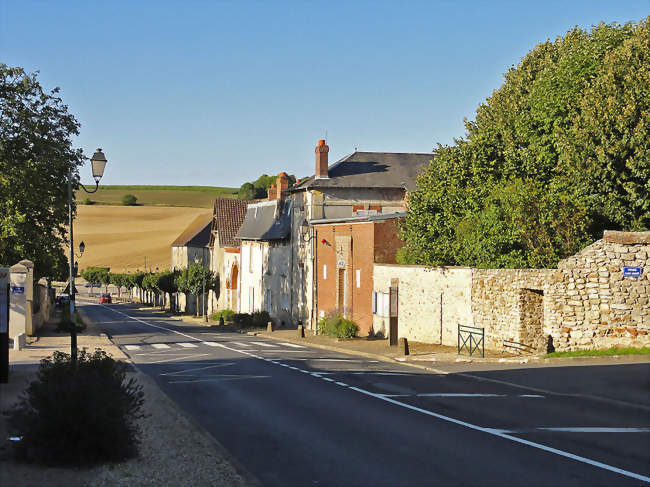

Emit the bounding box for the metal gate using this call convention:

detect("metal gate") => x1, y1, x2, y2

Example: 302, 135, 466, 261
458, 324, 484, 358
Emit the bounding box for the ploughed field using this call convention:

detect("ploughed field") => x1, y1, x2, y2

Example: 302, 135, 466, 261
74, 205, 211, 273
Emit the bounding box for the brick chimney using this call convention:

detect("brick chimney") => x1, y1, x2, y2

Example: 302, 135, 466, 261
315, 139, 329, 179
268, 185, 276, 201
276, 172, 289, 201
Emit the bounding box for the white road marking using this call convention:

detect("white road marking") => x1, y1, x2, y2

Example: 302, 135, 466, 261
251, 341, 277, 347
124, 345, 141, 351
538, 427, 650, 433
417, 393, 505, 398
160, 363, 236, 376
312, 358, 379, 363
152, 343, 171, 349
147, 353, 210, 364
177, 342, 199, 348
279, 342, 305, 348
204, 342, 221, 347
229, 342, 253, 347
96, 304, 650, 484
520, 394, 545, 398
335, 382, 348, 387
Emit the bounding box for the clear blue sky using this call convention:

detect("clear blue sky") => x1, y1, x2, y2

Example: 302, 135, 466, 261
2, 1, 647, 187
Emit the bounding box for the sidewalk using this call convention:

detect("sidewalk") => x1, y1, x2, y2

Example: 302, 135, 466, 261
0, 311, 249, 487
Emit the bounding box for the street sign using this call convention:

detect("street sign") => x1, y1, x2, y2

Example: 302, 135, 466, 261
11, 286, 25, 294
623, 267, 643, 277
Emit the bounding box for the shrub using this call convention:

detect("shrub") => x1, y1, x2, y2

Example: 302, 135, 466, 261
211, 309, 235, 322
7, 349, 144, 465
252, 310, 271, 328
82, 197, 94, 205
318, 315, 358, 339
233, 313, 253, 327
121, 194, 137, 206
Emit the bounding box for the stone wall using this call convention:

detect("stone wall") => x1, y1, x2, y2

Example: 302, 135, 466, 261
471, 269, 553, 351
373, 231, 649, 353
546, 231, 650, 350
373, 265, 473, 345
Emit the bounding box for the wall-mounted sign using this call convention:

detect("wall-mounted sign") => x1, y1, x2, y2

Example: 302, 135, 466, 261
337, 260, 346, 268
11, 286, 25, 294
623, 267, 643, 277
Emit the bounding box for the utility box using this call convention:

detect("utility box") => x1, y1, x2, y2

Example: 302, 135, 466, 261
9, 263, 28, 339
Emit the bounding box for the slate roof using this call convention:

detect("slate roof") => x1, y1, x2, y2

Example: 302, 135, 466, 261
292, 151, 433, 191
209, 198, 252, 248
235, 199, 291, 241
310, 211, 406, 225
170, 214, 213, 247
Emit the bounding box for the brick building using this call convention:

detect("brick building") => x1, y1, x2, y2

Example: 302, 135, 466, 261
313, 213, 405, 335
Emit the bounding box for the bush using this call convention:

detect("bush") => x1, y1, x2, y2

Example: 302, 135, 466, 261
82, 197, 94, 205
121, 194, 137, 206
7, 349, 144, 465
211, 309, 235, 322
233, 313, 253, 327
252, 310, 271, 328
318, 315, 358, 339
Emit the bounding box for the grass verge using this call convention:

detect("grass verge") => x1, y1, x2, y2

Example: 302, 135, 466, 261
545, 346, 650, 358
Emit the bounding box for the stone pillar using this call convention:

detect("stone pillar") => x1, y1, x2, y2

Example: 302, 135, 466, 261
9, 263, 28, 339
19, 259, 34, 335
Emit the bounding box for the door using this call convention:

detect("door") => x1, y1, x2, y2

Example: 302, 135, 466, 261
337, 268, 345, 315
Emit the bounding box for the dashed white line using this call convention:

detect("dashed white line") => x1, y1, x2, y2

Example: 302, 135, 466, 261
152, 343, 171, 349
177, 342, 199, 348
417, 393, 505, 398
124, 345, 141, 351
279, 342, 305, 348
251, 342, 277, 348
204, 342, 221, 347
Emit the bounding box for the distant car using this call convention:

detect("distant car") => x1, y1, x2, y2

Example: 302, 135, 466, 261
99, 294, 112, 304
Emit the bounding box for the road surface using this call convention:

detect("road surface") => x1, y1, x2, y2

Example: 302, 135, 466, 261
79, 300, 650, 486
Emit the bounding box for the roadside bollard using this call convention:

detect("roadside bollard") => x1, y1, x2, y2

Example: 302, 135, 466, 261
219, 316, 224, 326
297, 325, 305, 338
267, 321, 274, 333
398, 337, 409, 356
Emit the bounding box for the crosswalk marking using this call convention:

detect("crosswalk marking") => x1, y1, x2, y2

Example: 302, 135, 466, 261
229, 342, 251, 347
124, 345, 141, 351
152, 344, 171, 349
251, 342, 277, 348
279, 342, 305, 348
204, 342, 220, 347
177, 342, 199, 348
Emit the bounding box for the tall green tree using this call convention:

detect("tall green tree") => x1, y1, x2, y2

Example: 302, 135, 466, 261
0, 64, 85, 279
400, 19, 649, 268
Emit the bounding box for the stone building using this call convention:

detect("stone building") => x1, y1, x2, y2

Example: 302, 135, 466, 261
288, 140, 433, 330
170, 213, 212, 313
373, 231, 649, 353
235, 182, 292, 324
207, 198, 251, 315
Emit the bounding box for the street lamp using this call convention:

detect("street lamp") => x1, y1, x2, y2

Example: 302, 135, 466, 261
193, 256, 207, 322
68, 149, 107, 362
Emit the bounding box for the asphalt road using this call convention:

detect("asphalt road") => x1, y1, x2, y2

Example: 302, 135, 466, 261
79, 300, 650, 487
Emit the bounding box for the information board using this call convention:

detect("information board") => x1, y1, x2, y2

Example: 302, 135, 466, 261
623, 267, 643, 277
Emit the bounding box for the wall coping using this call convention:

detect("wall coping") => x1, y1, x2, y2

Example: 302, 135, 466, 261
603, 230, 650, 244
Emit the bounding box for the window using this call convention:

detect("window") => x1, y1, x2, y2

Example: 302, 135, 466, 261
356, 269, 361, 288
265, 289, 272, 312
323, 264, 327, 280
372, 292, 390, 317
281, 293, 289, 311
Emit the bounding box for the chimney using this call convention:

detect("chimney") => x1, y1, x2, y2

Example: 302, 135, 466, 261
268, 185, 276, 201
315, 139, 329, 179
276, 172, 289, 201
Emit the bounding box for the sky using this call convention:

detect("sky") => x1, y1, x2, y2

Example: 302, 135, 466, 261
1, 1, 648, 187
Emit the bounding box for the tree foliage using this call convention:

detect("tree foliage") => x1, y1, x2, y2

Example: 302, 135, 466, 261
0, 64, 84, 278
238, 173, 296, 199
400, 19, 650, 268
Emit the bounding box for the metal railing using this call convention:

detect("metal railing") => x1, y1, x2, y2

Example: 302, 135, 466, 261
458, 324, 485, 358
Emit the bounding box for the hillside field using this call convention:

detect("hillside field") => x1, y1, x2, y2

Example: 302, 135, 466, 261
74, 205, 211, 273
76, 185, 238, 208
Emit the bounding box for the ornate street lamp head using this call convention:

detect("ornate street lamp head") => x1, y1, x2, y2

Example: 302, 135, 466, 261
90, 148, 108, 183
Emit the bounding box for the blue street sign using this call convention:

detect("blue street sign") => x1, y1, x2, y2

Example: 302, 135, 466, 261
623, 267, 643, 277
11, 286, 24, 294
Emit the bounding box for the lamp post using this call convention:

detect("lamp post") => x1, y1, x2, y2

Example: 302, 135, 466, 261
68, 148, 107, 362
193, 256, 207, 322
